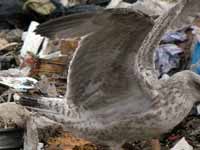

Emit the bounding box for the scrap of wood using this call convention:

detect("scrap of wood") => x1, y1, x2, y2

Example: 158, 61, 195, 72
28, 56, 68, 76
0, 42, 19, 51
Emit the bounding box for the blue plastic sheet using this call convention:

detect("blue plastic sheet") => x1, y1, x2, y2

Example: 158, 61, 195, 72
191, 42, 200, 74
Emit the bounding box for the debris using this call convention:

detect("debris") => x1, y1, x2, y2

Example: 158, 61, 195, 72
107, 0, 177, 16
191, 41, 200, 75
0, 0, 28, 29
191, 22, 200, 75
5, 29, 23, 42
0, 102, 31, 128
0, 56, 17, 70
0, 128, 24, 150
47, 132, 96, 150
161, 31, 187, 43
59, 0, 88, 7
0, 38, 9, 50
29, 56, 68, 76
155, 26, 193, 78
170, 137, 193, 150
59, 38, 79, 55
106, 0, 132, 9
0, 68, 31, 77
0, 77, 38, 92
196, 103, 200, 115
20, 21, 48, 57
24, 115, 63, 150
37, 75, 58, 97
0, 29, 23, 42
191, 25, 200, 42
23, 0, 56, 15
37, 142, 44, 150
0, 0, 103, 30
160, 74, 170, 80
168, 135, 180, 142
38, 37, 79, 58
19, 22, 79, 76
0, 42, 19, 52
155, 44, 183, 76
20, 52, 38, 73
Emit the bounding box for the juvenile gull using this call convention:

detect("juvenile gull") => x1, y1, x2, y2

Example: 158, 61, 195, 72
35, 0, 200, 149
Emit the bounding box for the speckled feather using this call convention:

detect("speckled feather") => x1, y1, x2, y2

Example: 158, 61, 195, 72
35, 1, 200, 148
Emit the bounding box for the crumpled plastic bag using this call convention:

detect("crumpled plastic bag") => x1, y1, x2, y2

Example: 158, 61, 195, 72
23, 0, 56, 15
161, 31, 187, 43
155, 44, 183, 76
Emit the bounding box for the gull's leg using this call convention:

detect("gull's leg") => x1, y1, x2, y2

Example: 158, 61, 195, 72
150, 139, 161, 150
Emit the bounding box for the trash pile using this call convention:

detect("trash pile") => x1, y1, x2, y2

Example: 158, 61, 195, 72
0, 0, 200, 150
0, 18, 96, 149
0, 1, 86, 148
155, 28, 193, 78
0, 20, 74, 101
155, 17, 200, 79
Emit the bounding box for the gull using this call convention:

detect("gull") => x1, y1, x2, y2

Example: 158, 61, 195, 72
34, 0, 200, 149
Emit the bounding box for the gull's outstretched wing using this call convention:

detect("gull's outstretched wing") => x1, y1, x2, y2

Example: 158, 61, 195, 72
35, 9, 114, 39
65, 10, 155, 114
36, 9, 155, 114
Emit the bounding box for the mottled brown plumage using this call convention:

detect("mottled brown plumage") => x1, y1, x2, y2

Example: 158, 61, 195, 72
35, 0, 200, 149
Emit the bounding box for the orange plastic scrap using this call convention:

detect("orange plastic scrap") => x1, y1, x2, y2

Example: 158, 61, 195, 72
47, 132, 96, 150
